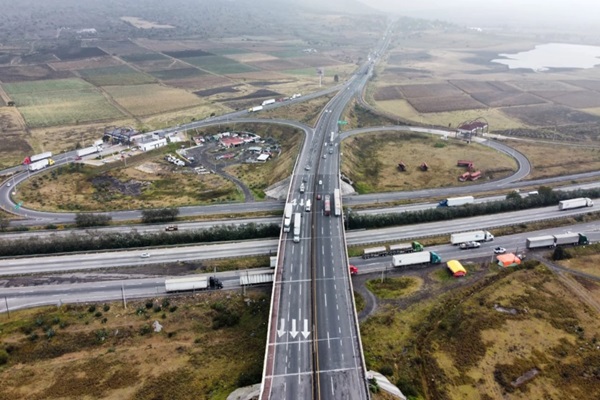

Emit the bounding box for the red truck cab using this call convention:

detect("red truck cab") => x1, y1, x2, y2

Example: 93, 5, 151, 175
349, 265, 358, 275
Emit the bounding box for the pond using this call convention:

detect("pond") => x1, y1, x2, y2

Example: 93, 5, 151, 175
491, 42, 600, 71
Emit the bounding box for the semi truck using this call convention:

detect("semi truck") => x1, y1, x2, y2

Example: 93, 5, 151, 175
76, 145, 102, 157
283, 203, 293, 232
165, 276, 222, 292
27, 158, 55, 171
23, 151, 52, 165
333, 188, 341, 216
248, 105, 263, 112
388, 241, 424, 254
450, 230, 494, 245
558, 198, 593, 210
392, 251, 442, 267
526, 233, 589, 249
363, 246, 388, 259
261, 99, 276, 106
324, 195, 331, 216
293, 212, 301, 243
438, 196, 474, 207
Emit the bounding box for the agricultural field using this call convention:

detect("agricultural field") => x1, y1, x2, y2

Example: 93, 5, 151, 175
368, 27, 600, 134
2, 78, 124, 128
341, 131, 516, 193
0, 65, 71, 82
360, 263, 600, 399
15, 148, 240, 212
49, 56, 125, 71
557, 243, 600, 280
504, 139, 600, 179
103, 84, 205, 117
0, 107, 30, 168
0, 291, 269, 400
78, 65, 156, 86
183, 55, 259, 75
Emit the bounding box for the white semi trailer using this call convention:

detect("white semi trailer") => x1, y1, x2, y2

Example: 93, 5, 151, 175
165, 277, 208, 292
293, 212, 301, 243
438, 196, 474, 207
450, 230, 494, 245
283, 203, 293, 232
392, 251, 442, 267
558, 198, 593, 210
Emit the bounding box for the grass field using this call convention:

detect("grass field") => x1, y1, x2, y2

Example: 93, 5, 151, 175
341, 131, 517, 193
15, 148, 240, 212
78, 65, 156, 86
3, 78, 124, 128
264, 93, 336, 125
183, 55, 259, 74
0, 290, 269, 400
149, 68, 208, 81
103, 84, 204, 117
361, 264, 600, 399
504, 139, 600, 179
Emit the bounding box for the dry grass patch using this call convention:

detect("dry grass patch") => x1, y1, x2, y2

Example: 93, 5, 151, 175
264, 93, 336, 125
104, 84, 204, 117
341, 131, 516, 193
15, 152, 239, 212
361, 265, 600, 399
505, 139, 600, 179
365, 277, 423, 300
0, 291, 269, 400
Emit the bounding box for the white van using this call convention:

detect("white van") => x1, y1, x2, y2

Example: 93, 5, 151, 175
305, 200, 311, 212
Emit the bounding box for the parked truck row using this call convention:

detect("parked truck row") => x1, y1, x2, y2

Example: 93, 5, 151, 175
526, 232, 589, 249
23, 151, 52, 165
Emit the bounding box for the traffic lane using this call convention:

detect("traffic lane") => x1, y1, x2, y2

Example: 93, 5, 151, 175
0, 240, 278, 276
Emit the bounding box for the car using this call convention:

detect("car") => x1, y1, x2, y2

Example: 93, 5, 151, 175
494, 247, 506, 254
305, 165, 311, 171
316, 194, 322, 200
6, 182, 11, 187
459, 241, 481, 250
323, 154, 327, 159
165, 225, 178, 231
140, 252, 151, 258
318, 180, 323, 185
329, 148, 333, 154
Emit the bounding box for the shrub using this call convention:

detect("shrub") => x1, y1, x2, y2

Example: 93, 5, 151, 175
95, 311, 103, 318
145, 301, 154, 309
103, 304, 110, 312
161, 299, 170, 308
88, 305, 96, 313
139, 325, 152, 336
46, 328, 56, 339
379, 365, 394, 377
169, 306, 178, 313
0, 349, 9, 365
153, 305, 162, 313
28, 333, 39, 342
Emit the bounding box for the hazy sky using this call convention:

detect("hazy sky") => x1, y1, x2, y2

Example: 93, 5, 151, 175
360, 0, 600, 28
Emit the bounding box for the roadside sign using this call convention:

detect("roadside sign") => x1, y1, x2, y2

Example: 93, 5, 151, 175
14, 201, 23, 210
337, 120, 348, 125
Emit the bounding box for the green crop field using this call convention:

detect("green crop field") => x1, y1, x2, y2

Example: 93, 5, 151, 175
2, 78, 124, 127
2, 78, 92, 94
268, 49, 305, 58
78, 65, 156, 86
283, 67, 319, 76
183, 55, 259, 74
149, 67, 208, 81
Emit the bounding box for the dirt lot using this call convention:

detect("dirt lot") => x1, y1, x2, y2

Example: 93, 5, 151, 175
504, 139, 600, 179
341, 131, 516, 193
360, 262, 600, 399
0, 290, 269, 400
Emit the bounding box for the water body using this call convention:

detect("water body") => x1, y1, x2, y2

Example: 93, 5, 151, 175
491, 43, 600, 71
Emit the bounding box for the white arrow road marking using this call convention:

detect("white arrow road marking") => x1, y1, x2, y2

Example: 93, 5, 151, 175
290, 319, 299, 339
292, 199, 297, 206
277, 318, 286, 337
301, 319, 311, 338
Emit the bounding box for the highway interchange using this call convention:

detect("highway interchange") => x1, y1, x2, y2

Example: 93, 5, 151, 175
1, 24, 600, 400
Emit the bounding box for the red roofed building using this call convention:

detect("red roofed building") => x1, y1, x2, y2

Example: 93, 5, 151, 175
457, 120, 488, 136
220, 137, 245, 148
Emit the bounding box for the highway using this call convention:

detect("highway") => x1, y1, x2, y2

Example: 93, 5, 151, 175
4, 221, 600, 322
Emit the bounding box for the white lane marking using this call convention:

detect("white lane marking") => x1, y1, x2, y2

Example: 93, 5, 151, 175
327, 331, 331, 349
324, 293, 327, 308
331, 376, 335, 396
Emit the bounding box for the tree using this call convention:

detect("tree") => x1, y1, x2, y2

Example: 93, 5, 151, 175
141, 207, 180, 223
0, 216, 9, 231
75, 213, 112, 228
506, 191, 522, 201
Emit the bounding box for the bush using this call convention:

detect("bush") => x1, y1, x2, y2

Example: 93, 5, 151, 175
75, 213, 112, 228
552, 247, 571, 261
88, 305, 96, 313
141, 207, 179, 223
145, 301, 154, 309
379, 365, 394, 377
46, 328, 56, 339
103, 304, 110, 312
153, 305, 162, 313
94, 311, 103, 318
139, 325, 152, 336
169, 306, 178, 313
0, 349, 9, 365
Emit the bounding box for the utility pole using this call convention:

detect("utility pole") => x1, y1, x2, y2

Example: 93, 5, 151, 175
4, 296, 9, 319
121, 285, 127, 309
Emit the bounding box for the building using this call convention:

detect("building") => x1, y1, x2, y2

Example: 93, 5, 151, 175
446, 260, 467, 277
257, 153, 270, 162
104, 127, 137, 145
220, 136, 245, 148
497, 253, 522, 268
139, 137, 167, 151
457, 120, 488, 137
